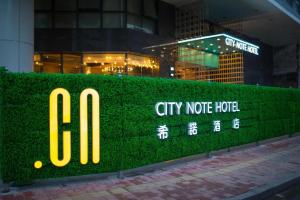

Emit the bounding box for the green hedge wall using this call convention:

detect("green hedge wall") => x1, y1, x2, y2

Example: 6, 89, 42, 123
0, 69, 300, 183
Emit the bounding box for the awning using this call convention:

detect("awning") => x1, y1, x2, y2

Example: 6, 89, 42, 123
145, 33, 260, 56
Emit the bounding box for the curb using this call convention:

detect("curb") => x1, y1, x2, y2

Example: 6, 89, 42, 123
227, 173, 300, 200
2, 133, 299, 193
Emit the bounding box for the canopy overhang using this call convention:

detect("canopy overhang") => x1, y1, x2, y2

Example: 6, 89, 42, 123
145, 33, 260, 56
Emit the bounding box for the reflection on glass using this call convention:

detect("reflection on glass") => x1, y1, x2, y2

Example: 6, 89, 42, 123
55, 13, 76, 28
103, 13, 124, 28
103, 0, 125, 11
127, 14, 142, 30
79, 13, 101, 28
35, 13, 52, 28
142, 18, 155, 34
35, 0, 52, 10
78, 0, 100, 9
127, 0, 141, 14
55, 0, 76, 11
144, 0, 157, 18
63, 54, 81, 74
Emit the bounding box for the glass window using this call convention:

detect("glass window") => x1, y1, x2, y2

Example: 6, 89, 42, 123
127, 0, 141, 14
142, 18, 155, 34
103, 0, 124, 11
144, 0, 157, 18
63, 54, 81, 74
55, 13, 76, 28
55, 0, 76, 11
35, 13, 52, 28
127, 14, 142, 30
83, 53, 125, 75
34, 54, 43, 72
127, 54, 159, 77
103, 13, 124, 28
41, 54, 62, 73
79, 13, 100, 28
35, 0, 52, 10
78, 0, 100, 9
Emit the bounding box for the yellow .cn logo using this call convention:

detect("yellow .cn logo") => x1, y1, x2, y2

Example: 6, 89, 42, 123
34, 88, 100, 169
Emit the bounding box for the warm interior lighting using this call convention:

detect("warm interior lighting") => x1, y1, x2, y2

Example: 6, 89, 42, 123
34, 52, 159, 77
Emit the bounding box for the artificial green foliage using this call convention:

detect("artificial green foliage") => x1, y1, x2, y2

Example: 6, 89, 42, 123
0, 70, 300, 183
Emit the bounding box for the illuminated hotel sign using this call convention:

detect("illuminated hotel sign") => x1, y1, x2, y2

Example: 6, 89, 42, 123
225, 37, 259, 55
176, 33, 260, 56
155, 101, 240, 116
36, 88, 240, 169
155, 101, 241, 140
34, 88, 100, 169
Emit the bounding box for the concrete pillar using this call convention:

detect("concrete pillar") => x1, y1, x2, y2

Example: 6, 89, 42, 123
297, 43, 300, 88
0, 0, 34, 72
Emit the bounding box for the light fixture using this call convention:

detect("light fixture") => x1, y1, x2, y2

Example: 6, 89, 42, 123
217, 38, 220, 41
210, 43, 213, 46
218, 46, 221, 49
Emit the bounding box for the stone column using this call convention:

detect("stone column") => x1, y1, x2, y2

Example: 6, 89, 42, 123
297, 43, 300, 88
0, 0, 34, 72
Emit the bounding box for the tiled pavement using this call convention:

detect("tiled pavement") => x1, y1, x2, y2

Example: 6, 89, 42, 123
1, 135, 300, 200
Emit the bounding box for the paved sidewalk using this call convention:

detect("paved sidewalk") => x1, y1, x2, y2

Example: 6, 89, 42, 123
1, 135, 300, 200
